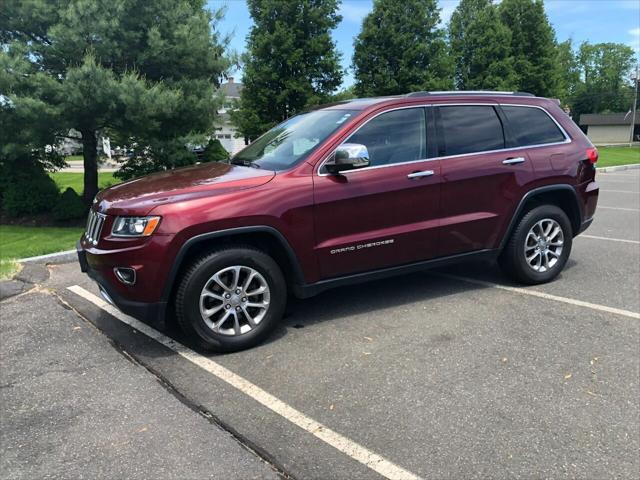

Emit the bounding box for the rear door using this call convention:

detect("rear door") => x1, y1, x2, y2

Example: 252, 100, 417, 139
313, 107, 442, 279
435, 104, 535, 257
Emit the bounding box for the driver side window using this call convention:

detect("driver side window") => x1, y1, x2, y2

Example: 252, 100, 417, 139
345, 108, 426, 167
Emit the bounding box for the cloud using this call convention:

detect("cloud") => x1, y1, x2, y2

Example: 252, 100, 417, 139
339, 2, 371, 24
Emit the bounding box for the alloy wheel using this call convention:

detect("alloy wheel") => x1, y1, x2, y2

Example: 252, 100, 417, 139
199, 265, 270, 336
524, 218, 564, 273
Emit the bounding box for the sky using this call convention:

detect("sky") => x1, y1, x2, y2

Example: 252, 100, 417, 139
208, 0, 640, 88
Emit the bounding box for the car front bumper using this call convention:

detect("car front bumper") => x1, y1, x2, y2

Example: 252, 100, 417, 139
77, 242, 167, 326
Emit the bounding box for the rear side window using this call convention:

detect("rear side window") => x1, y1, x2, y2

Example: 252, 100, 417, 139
502, 106, 566, 146
345, 108, 426, 167
437, 106, 504, 156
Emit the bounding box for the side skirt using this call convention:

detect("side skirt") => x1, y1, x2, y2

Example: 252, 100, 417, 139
292, 249, 499, 298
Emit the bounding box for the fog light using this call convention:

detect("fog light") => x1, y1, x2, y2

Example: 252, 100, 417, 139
114, 267, 136, 285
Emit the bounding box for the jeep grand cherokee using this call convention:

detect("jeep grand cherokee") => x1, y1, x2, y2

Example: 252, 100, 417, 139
77, 91, 599, 352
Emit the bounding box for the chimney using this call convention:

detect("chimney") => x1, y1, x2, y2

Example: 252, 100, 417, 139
227, 77, 234, 84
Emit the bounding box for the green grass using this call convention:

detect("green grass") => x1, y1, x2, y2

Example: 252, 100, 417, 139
597, 146, 640, 168
0, 225, 83, 278
65, 154, 84, 162
0, 260, 20, 279
50, 172, 117, 195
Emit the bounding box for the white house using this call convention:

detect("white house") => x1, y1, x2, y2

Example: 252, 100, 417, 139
580, 112, 640, 145
214, 78, 247, 155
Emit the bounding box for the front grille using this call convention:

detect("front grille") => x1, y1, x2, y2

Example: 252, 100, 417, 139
85, 209, 106, 246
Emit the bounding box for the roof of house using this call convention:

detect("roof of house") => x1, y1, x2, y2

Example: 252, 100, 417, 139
220, 80, 243, 98
579, 112, 640, 126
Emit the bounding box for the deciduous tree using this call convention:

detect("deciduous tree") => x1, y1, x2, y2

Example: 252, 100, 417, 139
449, 0, 517, 91
499, 0, 559, 97
571, 42, 635, 118
232, 0, 343, 140
352, 0, 453, 97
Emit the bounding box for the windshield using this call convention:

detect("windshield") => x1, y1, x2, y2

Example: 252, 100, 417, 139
231, 109, 357, 171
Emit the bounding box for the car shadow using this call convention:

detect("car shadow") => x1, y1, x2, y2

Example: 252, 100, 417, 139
158, 257, 573, 356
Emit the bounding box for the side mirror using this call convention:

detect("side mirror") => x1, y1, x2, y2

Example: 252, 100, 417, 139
325, 143, 370, 174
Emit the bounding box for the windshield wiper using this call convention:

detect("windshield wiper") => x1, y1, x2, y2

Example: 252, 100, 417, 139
230, 158, 261, 168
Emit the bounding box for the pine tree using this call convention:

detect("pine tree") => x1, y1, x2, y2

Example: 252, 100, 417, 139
449, 0, 517, 90
1, 0, 229, 204
352, 0, 453, 97
232, 0, 343, 139
499, 0, 560, 97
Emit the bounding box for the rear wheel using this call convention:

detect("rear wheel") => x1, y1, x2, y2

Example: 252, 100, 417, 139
175, 247, 286, 352
499, 205, 573, 285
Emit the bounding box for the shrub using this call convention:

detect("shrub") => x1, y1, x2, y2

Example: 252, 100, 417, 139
53, 187, 87, 221
202, 138, 229, 162
0, 161, 60, 217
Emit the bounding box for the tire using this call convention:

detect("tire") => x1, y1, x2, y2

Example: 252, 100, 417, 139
175, 246, 287, 352
499, 205, 573, 285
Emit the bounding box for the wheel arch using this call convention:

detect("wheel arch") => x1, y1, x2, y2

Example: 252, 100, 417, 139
162, 226, 305, 304
499, 185, 582, 251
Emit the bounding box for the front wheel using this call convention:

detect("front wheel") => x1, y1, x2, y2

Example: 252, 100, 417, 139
499, 205, 573, 285
175, 247, 286, 352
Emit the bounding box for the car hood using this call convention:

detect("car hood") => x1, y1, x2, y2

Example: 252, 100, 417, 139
96, 162, 275, 215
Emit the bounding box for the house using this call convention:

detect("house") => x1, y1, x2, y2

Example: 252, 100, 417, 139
214, 78, 247, 155
579, 112, 640, 145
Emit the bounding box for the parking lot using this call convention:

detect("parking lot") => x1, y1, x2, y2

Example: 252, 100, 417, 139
3, 169, 639, 479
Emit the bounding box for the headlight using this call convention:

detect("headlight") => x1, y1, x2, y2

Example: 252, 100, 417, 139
111, 216, 161, 237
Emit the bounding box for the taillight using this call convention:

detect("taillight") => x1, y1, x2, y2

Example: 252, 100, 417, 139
586, 147, 598, 164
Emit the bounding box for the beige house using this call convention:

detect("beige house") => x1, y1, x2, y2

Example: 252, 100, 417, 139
214, 78, 247, 155
579, 113, 640, 145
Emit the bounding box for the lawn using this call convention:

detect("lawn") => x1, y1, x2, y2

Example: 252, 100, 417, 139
0, 225, 83, 278
0, 173, 116, 278
597, 146, 640, 168
50, 172, 117, 195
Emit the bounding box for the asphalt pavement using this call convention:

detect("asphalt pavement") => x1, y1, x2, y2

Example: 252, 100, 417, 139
2, 168, 638, 479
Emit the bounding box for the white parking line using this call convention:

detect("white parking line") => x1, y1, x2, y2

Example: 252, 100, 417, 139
600, 189, 639, 194
67, 285, 422, 480
579, 234, 640, 245
598, 206, 640, 212
435, 274, 640, 320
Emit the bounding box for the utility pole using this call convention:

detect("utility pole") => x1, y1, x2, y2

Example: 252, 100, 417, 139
630, 63, 638, 146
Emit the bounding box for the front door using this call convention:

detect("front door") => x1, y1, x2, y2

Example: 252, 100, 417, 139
313, 107, 442, 279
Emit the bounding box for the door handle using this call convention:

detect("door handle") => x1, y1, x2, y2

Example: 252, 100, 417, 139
407, 170, 435, 179
502, 157, 526, 165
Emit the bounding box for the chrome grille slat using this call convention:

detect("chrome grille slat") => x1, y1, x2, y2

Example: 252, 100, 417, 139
85, 210, 105, 246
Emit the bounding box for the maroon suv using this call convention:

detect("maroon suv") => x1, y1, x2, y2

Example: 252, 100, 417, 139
77, 91, 599, 351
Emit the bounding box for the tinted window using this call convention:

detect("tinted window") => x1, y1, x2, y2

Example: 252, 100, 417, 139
502, 106, 566, 146
344, 108, 426, 167
438, 106, 504, 156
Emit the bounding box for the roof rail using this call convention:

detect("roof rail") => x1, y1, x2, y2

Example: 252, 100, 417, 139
406, 90, 535, 98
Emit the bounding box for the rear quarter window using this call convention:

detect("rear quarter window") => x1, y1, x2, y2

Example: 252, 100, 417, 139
502, 106, 566, 146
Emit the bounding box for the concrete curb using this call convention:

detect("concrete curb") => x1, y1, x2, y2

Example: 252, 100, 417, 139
597, 163, 640, 173
19, 249, 77, 264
